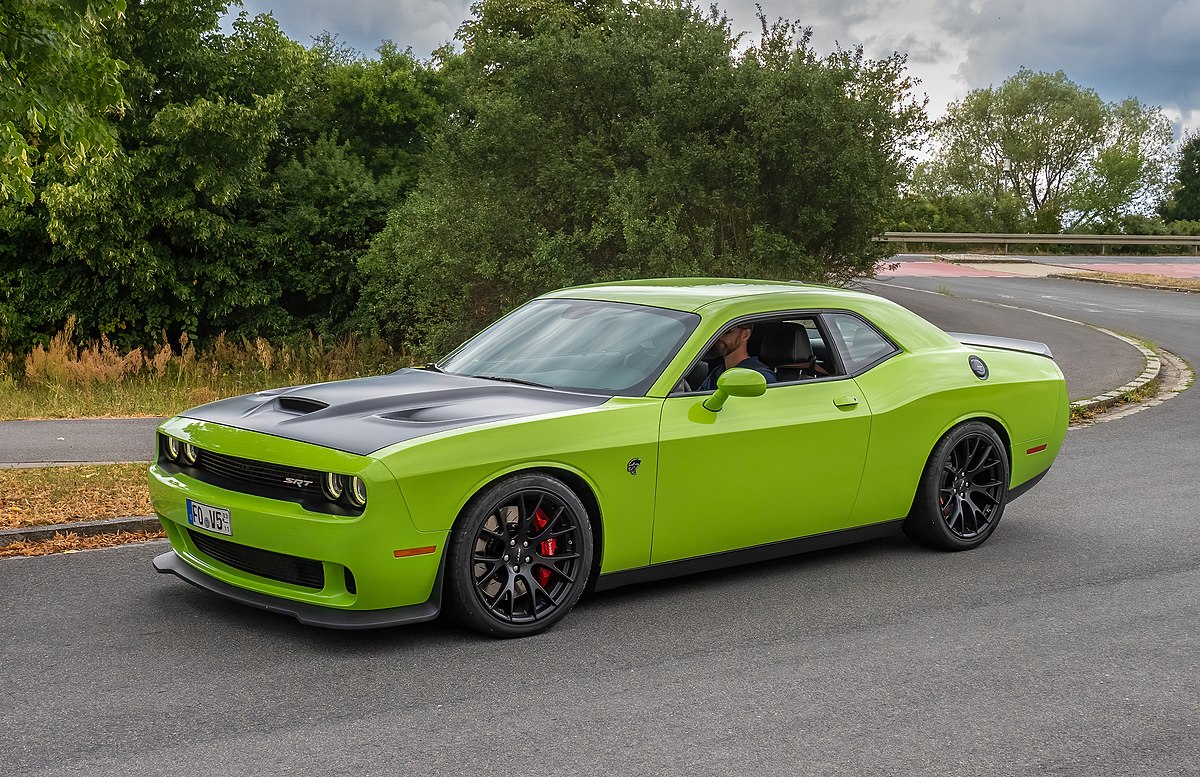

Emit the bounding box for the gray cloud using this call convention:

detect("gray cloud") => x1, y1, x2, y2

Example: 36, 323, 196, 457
940, 0, 1200, 128
236, 0, 469, 55
230, 0, 1200, 133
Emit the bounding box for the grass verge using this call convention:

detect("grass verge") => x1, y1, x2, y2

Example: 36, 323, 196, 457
0, 464, 151, 530
0, 321, 406, 420
1068, 271, 1200, 292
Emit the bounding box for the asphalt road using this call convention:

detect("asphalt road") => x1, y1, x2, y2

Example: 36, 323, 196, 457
0, 417, 162, 466
862, 283, 1141, 400
2, 277, 1197, 776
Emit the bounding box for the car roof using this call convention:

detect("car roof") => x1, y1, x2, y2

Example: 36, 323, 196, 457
539, 277, 959, 352
541, 277, 862, 312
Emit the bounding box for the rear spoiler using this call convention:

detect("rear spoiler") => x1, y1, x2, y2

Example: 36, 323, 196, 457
947, 332, 1054, 359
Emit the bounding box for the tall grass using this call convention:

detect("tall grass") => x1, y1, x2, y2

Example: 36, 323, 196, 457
0, 317, 407, 419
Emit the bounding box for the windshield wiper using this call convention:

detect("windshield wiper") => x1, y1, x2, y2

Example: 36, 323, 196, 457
468, 374, 553, 389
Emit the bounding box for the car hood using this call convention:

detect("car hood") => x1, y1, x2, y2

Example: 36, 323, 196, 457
178, 369, 609, 455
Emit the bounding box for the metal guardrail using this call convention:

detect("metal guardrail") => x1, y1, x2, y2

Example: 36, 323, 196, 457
879, 231, 1200, 254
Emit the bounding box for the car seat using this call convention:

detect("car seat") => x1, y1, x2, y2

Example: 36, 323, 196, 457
758, 323, 821, 382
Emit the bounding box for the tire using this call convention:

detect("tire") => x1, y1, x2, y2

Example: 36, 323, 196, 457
903, 421, 1010, 551
445, 473, 594, 638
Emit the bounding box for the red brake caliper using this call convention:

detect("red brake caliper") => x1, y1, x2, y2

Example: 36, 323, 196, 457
532, 508, 556, 587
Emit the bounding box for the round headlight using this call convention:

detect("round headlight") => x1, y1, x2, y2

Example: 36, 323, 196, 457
183, 442, 199, 465
323, 472, 345, 501
348, 476, 367, 508
165, 437, 182, 461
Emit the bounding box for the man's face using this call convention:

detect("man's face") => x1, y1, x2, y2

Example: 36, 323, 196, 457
714, 326, 749, 357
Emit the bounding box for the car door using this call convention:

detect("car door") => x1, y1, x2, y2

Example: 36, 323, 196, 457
651, 348, 873, 565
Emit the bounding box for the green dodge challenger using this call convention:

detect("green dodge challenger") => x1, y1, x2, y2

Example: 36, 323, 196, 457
151, 279, 1068, 637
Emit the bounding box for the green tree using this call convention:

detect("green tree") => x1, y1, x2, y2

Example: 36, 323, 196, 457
31, 3, 301, 346
258, 134, 400, 332
1159, 133, 1200, 222
928, 69, 1173, 232
2, 2, 448, 353
360, 1, 926, 356
289, 37, 446, 183
894, 163, 1030, 233
0, 0, 127, 202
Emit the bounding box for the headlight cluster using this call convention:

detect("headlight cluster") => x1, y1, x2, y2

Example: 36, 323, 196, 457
323, 472, 368, 508
162, 435, 199, 465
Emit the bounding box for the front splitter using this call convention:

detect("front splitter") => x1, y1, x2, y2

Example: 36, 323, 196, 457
153, 550, 442, 630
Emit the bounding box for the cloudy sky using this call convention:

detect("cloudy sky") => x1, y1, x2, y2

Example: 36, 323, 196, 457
229, 0, 1200, 137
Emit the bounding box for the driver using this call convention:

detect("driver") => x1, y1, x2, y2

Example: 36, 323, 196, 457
698, 324, 777, 391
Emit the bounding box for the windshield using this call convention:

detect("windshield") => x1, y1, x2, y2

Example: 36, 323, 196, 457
440, 298, 700, 395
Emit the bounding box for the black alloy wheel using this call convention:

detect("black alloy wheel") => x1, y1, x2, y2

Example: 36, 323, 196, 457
446, 473, 593, 637
904, 421, 1010, 551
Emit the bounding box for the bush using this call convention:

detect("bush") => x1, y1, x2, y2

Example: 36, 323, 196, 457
360, 1, 926, 358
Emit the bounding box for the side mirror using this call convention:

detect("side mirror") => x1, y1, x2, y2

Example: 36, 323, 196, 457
702, 367, 768, 412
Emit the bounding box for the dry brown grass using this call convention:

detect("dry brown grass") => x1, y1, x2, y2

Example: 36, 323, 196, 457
0, 321, 406, 419
1072, 271, 1200, 291
0, 530, 165, 557
0, 464, 151, 529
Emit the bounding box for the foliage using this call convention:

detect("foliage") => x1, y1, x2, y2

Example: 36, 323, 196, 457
1159, 133, 1200, 222
291, 38, 447, 182
925, 69, 1174, 232
0, 0, 127, 202
360, 1, 926, 356
0, 2, 445, 355
894, 164, 1031, 233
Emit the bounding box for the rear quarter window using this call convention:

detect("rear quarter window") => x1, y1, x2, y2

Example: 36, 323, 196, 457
827, 313, 897, 373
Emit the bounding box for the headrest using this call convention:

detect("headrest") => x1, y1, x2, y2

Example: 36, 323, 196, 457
758, 323, 814, 366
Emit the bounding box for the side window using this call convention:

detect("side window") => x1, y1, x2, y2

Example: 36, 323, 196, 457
827, 313, 896, 373
671, 315, 843, 394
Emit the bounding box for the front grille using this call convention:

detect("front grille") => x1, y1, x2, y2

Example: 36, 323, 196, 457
189, 529, 325, 589
158, 435, 362, 516
196, 448, 325, 502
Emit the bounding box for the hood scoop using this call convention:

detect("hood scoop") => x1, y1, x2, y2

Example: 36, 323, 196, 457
277, 396, 330, 415
381, 398, 513, 425
181, 368, 609, 455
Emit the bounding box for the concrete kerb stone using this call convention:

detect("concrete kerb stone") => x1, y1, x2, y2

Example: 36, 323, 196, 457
1068, 330, 1162, 418
1, 515, 161, 547
0, 459, 151, 470
1071, 347, 1193, 428
1048, 273, 1200, 294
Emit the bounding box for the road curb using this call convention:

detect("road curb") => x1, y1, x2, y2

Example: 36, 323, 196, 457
1068, 332, 1162, 415
0, 515, 161, 547
0, 460, 151, 470
1048, 273, 1200, 294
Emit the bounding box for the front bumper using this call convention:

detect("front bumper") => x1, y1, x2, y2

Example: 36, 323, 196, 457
153, 549, 443, 629
150, 418, 448, 624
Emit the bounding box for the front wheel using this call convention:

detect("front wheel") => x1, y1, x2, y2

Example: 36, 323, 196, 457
904, 421, 1010, 551
445, 473, 593, 638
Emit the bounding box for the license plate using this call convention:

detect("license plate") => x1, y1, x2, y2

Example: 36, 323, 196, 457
187, 499, 232, 535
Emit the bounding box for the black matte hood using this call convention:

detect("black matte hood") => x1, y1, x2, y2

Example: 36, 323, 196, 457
179, 369, 609, 455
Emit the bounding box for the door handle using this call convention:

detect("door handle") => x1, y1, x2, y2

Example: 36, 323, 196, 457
833, 395, 859, 408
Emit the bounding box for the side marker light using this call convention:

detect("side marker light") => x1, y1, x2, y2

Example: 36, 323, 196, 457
1026, 444, 1048, 454
393, 546, 437, 558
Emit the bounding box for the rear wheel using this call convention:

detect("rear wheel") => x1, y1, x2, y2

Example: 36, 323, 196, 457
904, 421, 1010, 551
445, 473, 593, 637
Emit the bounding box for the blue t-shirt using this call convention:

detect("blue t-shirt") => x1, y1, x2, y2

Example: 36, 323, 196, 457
699, 356, 777, 391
